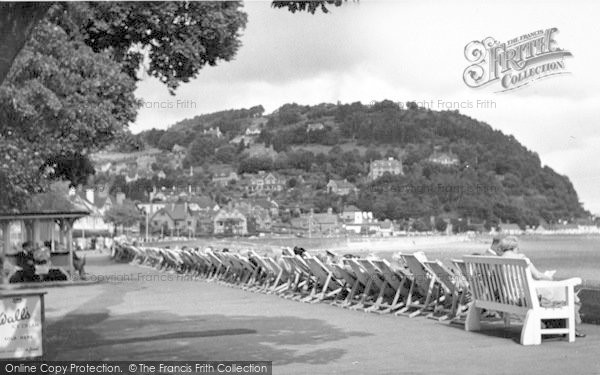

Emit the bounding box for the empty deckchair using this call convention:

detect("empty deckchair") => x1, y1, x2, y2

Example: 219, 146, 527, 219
368, 259, 410, 313
264, 256, 288, 293
343, 259, 381, 310
355, 259, 394, 312
329, 263, 361, 307
424, 260, 468, 321
396, 253, 441, 318
245, 251, 271, 292
302, 257, 344, 303
205, 251, 226, 281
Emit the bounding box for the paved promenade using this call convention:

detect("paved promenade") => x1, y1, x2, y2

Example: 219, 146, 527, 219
42, 253, 600, 374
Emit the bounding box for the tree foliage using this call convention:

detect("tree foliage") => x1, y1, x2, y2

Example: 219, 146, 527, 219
0, 2, 249, 211
104, 200, 144, 227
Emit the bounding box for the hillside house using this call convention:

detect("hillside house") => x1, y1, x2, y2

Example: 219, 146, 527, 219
247, 171, 285, 194
213, 208, 248, 236
428, 151, 459, 166
70, 188, 118, 236
150, 202, 197, 236
326, 179, 358, 196
368, 158, 404, 180
203, 127, 223, 138
211, 166, 239, 187
306, 123, 325, 132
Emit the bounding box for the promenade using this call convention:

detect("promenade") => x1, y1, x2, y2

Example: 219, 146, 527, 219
43, 253, 600, 374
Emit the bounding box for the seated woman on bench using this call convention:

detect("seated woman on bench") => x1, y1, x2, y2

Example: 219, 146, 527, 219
497, 236, 585, 338
11, 242, 39, 283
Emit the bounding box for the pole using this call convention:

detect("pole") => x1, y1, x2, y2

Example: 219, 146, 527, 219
145, 209, 149, 242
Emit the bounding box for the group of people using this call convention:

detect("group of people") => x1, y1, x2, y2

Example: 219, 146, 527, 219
483, 235, 585, 338
8, 241, 86, 283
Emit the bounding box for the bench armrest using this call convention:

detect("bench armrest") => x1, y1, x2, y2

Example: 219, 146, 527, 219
533, 277, 582, 289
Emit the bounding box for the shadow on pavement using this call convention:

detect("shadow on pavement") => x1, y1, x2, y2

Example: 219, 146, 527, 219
45, 283, 371, 364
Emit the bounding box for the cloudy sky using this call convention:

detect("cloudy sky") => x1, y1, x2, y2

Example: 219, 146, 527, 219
132, 0, 600, 213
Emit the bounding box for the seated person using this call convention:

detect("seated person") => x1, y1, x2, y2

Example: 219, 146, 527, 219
497, 236, 585, 338
486, 236, 502, 256
293, 246, 306, 258
10, 242, 40, 283
32, 242, 52, 278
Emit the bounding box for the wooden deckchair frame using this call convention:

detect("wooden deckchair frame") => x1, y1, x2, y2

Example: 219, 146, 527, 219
395, 253, 440, 318
342, 259, 381, 310
368, 259, 410, 313
424, 260, 468, 321
302, 257, 344, 303
328, 263, 360, 307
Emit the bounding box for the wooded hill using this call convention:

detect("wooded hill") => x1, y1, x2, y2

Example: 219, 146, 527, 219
134, 100, 587, 229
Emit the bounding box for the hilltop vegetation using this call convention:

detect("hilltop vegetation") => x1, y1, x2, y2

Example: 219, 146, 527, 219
130, 100, 587, 229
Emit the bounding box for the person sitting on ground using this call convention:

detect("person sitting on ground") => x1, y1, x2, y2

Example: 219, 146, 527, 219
496, 236, 585, 338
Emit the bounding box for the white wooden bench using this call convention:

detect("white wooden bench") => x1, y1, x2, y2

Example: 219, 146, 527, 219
463, 255, 581, 345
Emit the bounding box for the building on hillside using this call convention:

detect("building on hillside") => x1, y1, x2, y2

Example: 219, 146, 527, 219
213, 208, 247, 236
428, 151, 459, 166
229, 135, 255, 146
203, 127, 223, 138
150, 202, 197, 236
195, 210, 216, 235
249, 198, 279, 218
70, 188, 117, 236
312, 212, 339, 234
245, 117, 267, 136
156, 170, 167, 179
243, 144, 278, 159
326, 179, 358, 196
211, 166, 239, 187
136, 155, 156, 171
378, 220, 394, 236
245, 124, 263, 136
188, 196, 220, 212
340, 205, 362, 223
247, 171, 285, 194
109, 161, 130, 175
306, 123, 325, 132
137, 202, 167, 216
170, 144, 187, 170
235, 200, 272, 232
368, 158, 404, 180
125, 168, 139, 183
291, 210, 340, 235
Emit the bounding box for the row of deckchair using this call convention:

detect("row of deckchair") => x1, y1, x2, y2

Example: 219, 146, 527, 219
112, 241, 472, 322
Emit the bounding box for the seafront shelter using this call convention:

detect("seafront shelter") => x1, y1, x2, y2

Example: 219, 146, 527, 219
0, 210, 90, 283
